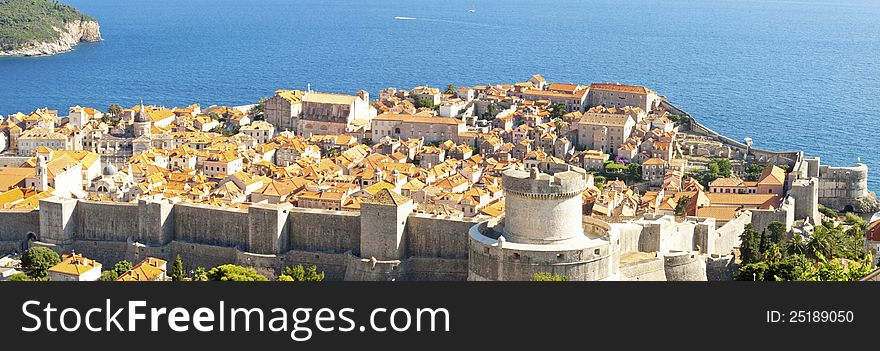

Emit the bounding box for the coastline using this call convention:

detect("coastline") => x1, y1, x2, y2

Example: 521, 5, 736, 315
0, 20, 102, 57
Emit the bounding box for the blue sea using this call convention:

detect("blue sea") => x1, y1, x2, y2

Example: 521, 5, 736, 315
1, 0, 878, 192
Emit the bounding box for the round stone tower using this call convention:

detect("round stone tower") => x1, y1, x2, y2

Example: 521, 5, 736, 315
501, 166, 587, 245
468, 162, 619, 281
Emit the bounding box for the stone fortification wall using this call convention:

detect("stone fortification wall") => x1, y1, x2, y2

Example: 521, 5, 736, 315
288, 209, 359, 254
9, 193, 735, 281
788, 177, 820, 223
283, 249, 350, 280
405, 214, 476, 259
630, 215, 696, 254
173, 203, 250, 248
750, 196, 795, 234
663, 251, 707, 281
619, 254, 666, 281
76, 201, 138, 242
817, 164, 873, 211
467, 222, 614, 281
399, 257, 468, 281
0, 210, 39, 242
343, 253, 401, 281
713, 212, 750, 254
5, 197, 478, 281
706, 254, 737, 281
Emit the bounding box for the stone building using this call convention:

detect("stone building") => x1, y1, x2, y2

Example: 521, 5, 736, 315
48, 253, 102, 281
520, 88, 587, 112
586, 83, 661, 113
298, 91, 376, 137
239, 120, 275, 144
575, 107, 637, 155
370, 113, 466, 144
264, 89, 303, 133
16, 128, 69, 156
642, 157, 667, 187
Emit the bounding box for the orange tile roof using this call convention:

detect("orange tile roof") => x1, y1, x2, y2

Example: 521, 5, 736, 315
758, 165, 786, 185
709, 177, 745, 187
642, 158, 666, 166
374, 113, 464, 125
48, 254, 101, 276
116, 257, 167, 281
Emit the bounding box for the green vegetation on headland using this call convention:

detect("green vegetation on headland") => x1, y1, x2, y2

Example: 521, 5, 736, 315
0, 0, 95, 51
736, 217, 872, 281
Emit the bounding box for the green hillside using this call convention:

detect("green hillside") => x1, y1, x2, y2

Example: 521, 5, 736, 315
0, 0, 95, 51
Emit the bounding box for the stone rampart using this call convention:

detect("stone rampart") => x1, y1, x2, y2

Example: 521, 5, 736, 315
663, 251, 707, 281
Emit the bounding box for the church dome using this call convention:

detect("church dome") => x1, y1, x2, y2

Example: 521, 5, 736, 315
102, 164, 118, 176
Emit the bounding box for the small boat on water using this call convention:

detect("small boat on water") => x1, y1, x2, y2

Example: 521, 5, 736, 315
394, 16, 416, 20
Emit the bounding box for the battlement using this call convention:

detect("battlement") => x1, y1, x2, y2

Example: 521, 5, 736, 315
502, 166, 587, 198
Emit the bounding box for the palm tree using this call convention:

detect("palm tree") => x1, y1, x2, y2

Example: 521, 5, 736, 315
787, 233, 807, 256
807, 229, 832, 260
107, 104, 122, 117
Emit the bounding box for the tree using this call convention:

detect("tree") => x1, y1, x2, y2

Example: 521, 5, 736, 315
249, 97, 267, 117
844, 212, 867, 229
626, 163, 641, 181
482, 103, 498, 120
550, 103, 567, 119
415, 97, 435, 109
445, 84, 455, 94
818, 205, 838, 219
5, 272, 31, 281
278, 264, 325, 282
207, 264, 268, 281
739, 224, 761, 265
107, 104, 122, 117
787, 233, 808, 256
170, 255, 184, 281
806, 227, 832, 260
113, 260, 133, 276
767, 221, 787, 246
674, 195, 691, 217
735, 254, 806, 281
759, 229, 768, 253
98, 270, 119, 281
192, 267, 208, 282
532, 272, 569, 281
21, 247, 60, 280
800, 253, 873, 281
709, 158, 732, 178
763, 243, 783, 263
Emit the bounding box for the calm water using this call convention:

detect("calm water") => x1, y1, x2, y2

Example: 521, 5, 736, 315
1, 0, 878, 191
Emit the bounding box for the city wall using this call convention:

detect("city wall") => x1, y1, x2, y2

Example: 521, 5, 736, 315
11, 197, 471, 281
